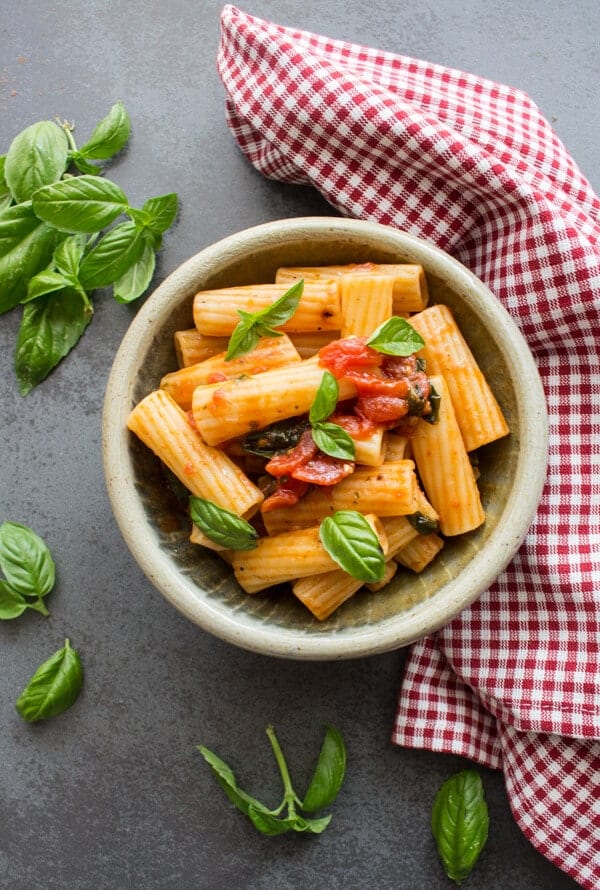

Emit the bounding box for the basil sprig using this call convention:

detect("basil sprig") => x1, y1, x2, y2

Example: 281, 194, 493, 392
431, 769, 489, 884
0, 103, 178, 393
189, 496, 258, 551
15, 638, 83, 722
366, 316, 425, 356
309, 370, 355, 461
0, 521, 55, 619
225, 280, 304, 361
319, 511, 385, 583
198, 723, 346, 836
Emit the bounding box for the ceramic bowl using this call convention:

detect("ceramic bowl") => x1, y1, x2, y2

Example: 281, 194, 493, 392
102, 217, 548, 660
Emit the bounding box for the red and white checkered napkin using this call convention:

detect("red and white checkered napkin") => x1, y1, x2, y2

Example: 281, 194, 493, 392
217, 6, 600, 885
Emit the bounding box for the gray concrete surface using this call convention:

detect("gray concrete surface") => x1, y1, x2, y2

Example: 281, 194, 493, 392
1, 2, 594, 888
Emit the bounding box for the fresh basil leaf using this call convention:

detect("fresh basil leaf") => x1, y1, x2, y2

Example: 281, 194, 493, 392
197, 746, 273, 819
15, 289, 93, 395
302, 724, 347, 813
247, 808, 305, 836
78, 221, 144, 289
0, 203, 63, 314
4, 121, 68, 203
113, 238, 156, 303
225, 281, 303, 361
32, 175, 129, 233
77, 101, 131, 160
140, 193, 178, 234
225, 314, 262, 361
189, 497, 258, 551
431, 769, 489, 885
15, 638, 83, 723
24, 270, 69, 303
68, 152, 102, 176
319, 511, 385, 583
0, 521, 55, 598
0, 580, 29, 620
309, 370, 339, 425
0, 155, 12, 212
256, 279, 304, 328
366, 316, 425, 356
54, 233, 87, 280
297, 813, 333, 834
311, 422, 355, 461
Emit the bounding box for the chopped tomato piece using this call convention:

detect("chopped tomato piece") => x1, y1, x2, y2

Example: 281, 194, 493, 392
344, 370, 410, 398
261, 477, 309, 512
330, 412, 378, 440
264, 428, 317, 477
318, 336, 382, 377
356, 394, 410, 424
292, 454, 355, 485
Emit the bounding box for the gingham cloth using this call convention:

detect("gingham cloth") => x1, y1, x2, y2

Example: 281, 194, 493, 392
217, 6, 600, 886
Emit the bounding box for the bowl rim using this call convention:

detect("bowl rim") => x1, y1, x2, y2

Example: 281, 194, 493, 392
102, 216, 548, 660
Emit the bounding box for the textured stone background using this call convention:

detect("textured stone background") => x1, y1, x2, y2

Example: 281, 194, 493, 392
1, 3, 596, 887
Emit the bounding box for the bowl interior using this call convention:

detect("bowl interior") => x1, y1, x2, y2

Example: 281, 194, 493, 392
104, 218, 546, 659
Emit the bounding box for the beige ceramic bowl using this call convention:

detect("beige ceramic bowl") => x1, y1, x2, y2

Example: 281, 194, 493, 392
103, 217, 547, 660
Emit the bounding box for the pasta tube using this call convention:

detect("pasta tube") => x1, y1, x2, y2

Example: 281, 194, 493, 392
127, 389, 263, 518
191, 357, 356, 446
193, 282, 341, 335
261, 462, 419, 535
160, 335, 301, 411
395, 533, 445, 572
339, 275, 394, 338
410, 375, 485, 536
231, 514, 388, 594
289, 330, 339, 358
410, 304, 509, 451
292, 571, 364, 621
275, 263, 429, 312
173, 330, 229, 368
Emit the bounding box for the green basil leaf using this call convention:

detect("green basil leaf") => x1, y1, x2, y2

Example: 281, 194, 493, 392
225, 281, 303, 361
0, 155, 12, 212
15, 638, 83, 723
15, 289, 93, 395
197, 746, 273, 819
424, 381, 441, 425
298, 813, 333, 834
319, 511, 385, 583
366, 316, 425, 356
309, 370, 339, 424
113, 238, 156, 303
54, 233, 87, 280
68, 152, 102, 176
4, 121, 68, 203
302, 724, 347, 813
0, 521, 55, 598
255, 279, 303, 328
140, 192, 178, 234
77, 101, 131, 160
78, 221, 144, 289
431, 769, 489, 885
225, 315, 262, 361
32, 175, 129, 233
24, 270, 69, 303
0, 580, 29, 620
189, 497, 258, 551
311, 422, 355, 460
247, 808, 299, 836
0, 203, 63, 314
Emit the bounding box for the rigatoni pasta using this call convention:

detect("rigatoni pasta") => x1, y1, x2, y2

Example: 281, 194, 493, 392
127, 258, 509, 621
